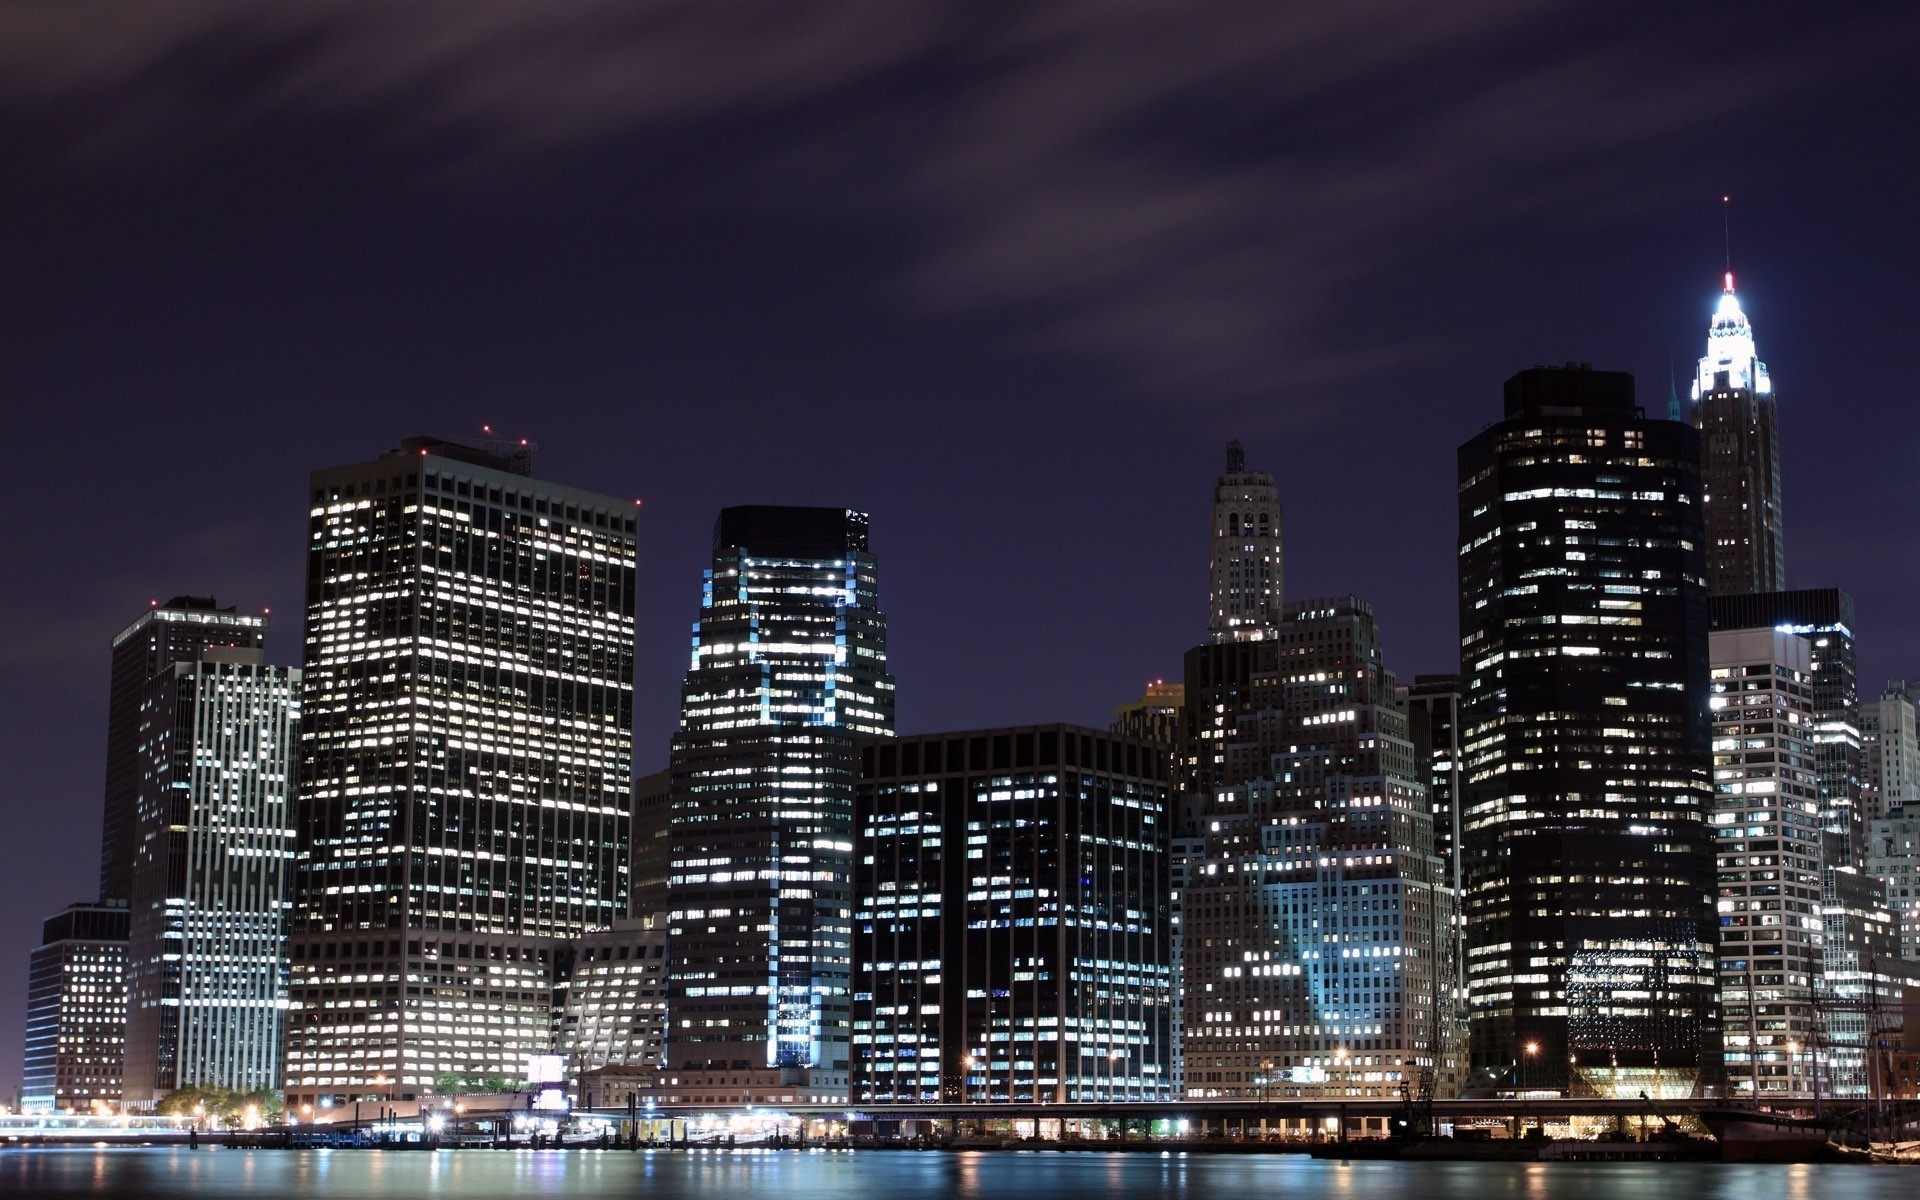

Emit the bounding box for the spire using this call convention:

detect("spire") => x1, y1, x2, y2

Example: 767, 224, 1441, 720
1667, 355, 1681, 422
1691, 267, 1769, 400
1226, 439, 1245, 474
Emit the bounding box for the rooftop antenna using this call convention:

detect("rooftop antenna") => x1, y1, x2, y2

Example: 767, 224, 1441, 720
1722, 195, 1733, 289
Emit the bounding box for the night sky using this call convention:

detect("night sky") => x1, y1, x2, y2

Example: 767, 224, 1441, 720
3, 4, 1917, 1098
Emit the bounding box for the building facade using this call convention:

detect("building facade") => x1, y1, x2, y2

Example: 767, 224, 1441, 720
124, 643, 300, 1109
852, 725, 1175, 1103
1867, 813, 1920, 964
1181, 598, 1447, 1102
1402, 674, 1468, 1096
1208, 440, 1284, 642
1862, 685, 1920, 825
1709, 590, 1862, 870
285, 436, 637, 1109
552, 919, 667, 1096
1709, 628, 1822, 1098
21, 902, 130, 1113
1458, 365, 1719, 1098
1111, 680, 1185, 749
665, 506, 894, 1102
1690, 272, 1785, 596
100, 598, 265, 903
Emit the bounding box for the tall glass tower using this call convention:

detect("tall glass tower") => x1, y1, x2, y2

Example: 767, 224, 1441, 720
1691, 272, 1785, 596
665, 507, 893, 1103
124, 636, 299, 1110
1458, 365, 1719, 1099
100, 598, 266, 902
285, 437, 636, 1110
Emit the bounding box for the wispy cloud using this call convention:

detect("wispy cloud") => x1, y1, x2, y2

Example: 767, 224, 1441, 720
4, 2, 1912, 400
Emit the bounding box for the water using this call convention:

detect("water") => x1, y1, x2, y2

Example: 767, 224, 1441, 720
0, 1148, 1908, 1199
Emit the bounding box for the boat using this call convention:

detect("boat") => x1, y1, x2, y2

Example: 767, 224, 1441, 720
1697, 1107, 1846, 1163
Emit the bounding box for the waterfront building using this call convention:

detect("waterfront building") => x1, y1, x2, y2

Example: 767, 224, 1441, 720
1708, 628, 1822, 1098
1207, 441, 1284, 642
1819, 866, 1904, 1097
284, 436, 637, 1110
552, 919, 667, 1098
123, 634, 300, 1110
1112, 679, 1185, 748
1690, 272, 1785, 596
100, 598, 265, 902
21, 902, 129, 1113
1181, 598, 1446, 1102
664, 506, 894, 1103
1401, 674, 1468, 1096
1710, 590, 1863, 869
1457, 364, 1719, 1098
852, 725, 1175, 1103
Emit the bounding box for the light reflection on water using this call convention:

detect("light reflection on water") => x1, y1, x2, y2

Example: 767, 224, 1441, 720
0, 1148, 1914, 1200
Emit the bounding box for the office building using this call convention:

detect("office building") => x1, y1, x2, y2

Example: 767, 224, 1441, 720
21, 902, 129, 1113
100, 598, 265, 902
552, 920, 668, 1096
852, 725, 1175, 1103
1862, 685, 1920, 824
1868, 813, 1920, 964
285, 436, 637, 1109
1819, 866, 1904, 1097
124, 634, 300, 1110
1458, 364, 1718, 1098
1402, 674, 1468, 1096
664, 506, 894, 1103
1690, 272, 1785, 596
1710, 590, 1863, 869
629, 768, 671, 923
1709, 628, 1822, 1098
1181, 597, 1447, 1102
1111, 679, 1185, 748
1208, 441, 1284, 642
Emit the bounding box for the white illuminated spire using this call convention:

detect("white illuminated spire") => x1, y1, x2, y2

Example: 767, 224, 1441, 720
1691, 271, 1771, 399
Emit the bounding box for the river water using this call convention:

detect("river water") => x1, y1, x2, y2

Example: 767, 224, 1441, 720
1, 1147, 1911, 1199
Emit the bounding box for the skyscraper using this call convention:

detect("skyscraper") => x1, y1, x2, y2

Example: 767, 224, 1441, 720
1691, 272, 1785, 596
1401, 674, 1468, 1096
285, 436, 637, 1110
1709, 590, 1861, 868
1181, 597, 1445, 1104
1458, 364, 1718, 1098
664, 506, 893, 1103
21, 902, 129, 1114
1708, 628, 1821, 1098
853, 725, 1175, 1103
123, 635, 300, 1110
1207, 440, 1284, 642
1110, 679, 1185, 748
100, 598, 265, 902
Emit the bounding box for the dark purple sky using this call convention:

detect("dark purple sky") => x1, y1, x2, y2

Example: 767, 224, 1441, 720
4, 3, 1918, 1098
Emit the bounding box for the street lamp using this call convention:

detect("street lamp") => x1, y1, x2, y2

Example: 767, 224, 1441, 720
1523, 1041, 1539, 1093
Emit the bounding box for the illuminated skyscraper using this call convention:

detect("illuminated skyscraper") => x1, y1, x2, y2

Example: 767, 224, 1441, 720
99, 598, 265, 902
285, 436, 637, 1110
1180, 597, 1446, 1105
123, 635, 299, 1110
20, 902, 129, 1114
1691, 272, 1785, 596
853, 726, 1174, 1103
1111, 679, 1185, 748
1708, 628, 1821, 1098
1458, 365, 1718, 1098
1709, 590, 1862, 867
1207, 440, 1284, 642
663, 507, 893, 1103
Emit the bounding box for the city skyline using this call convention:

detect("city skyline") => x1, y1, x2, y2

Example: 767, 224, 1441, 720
4, 5, 1919, 1100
